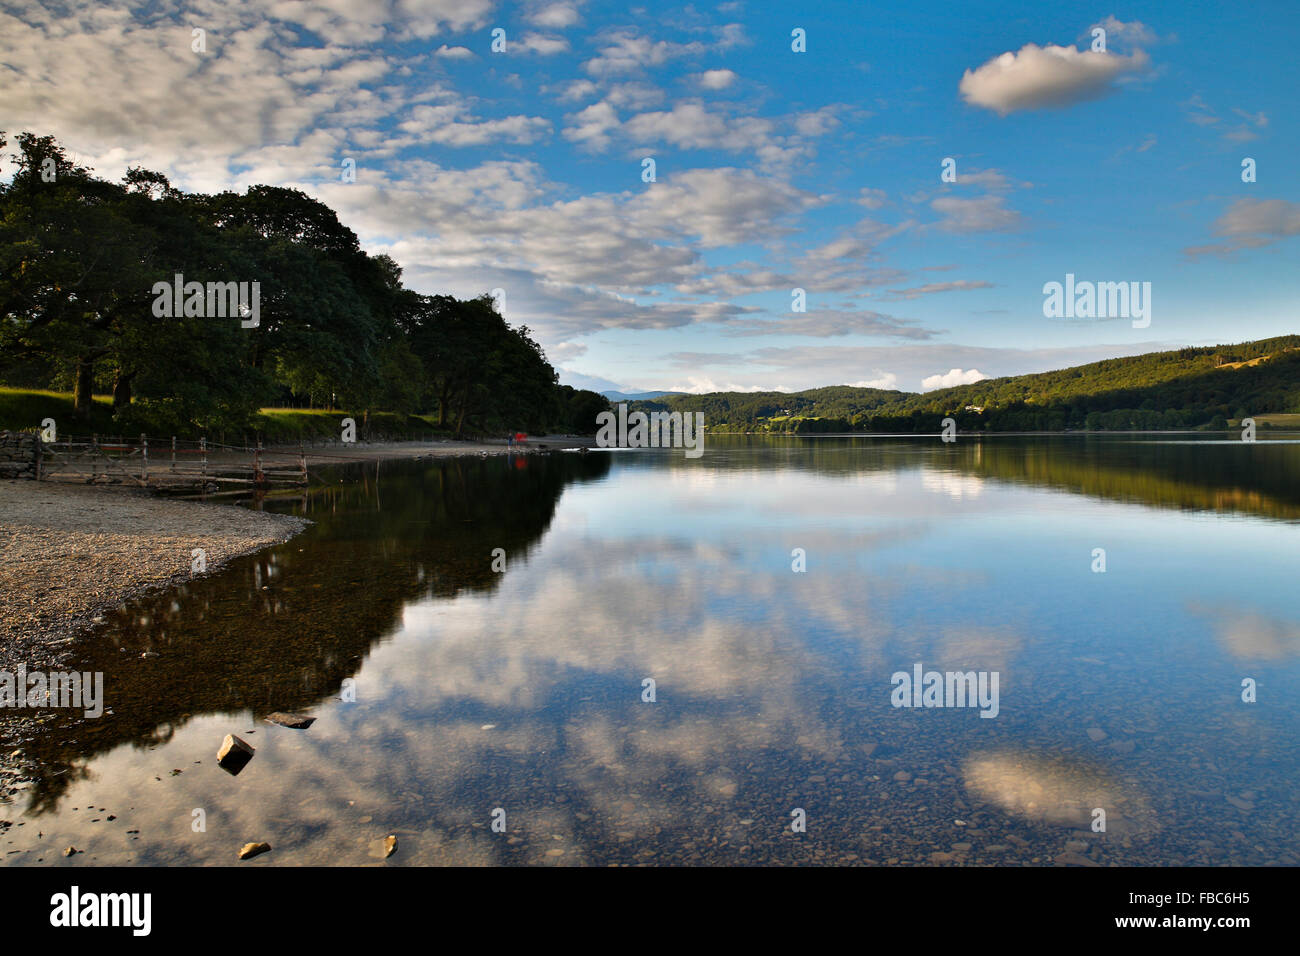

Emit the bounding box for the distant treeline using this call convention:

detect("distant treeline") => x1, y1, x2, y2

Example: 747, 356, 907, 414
632, 338, 1300, 432
0, 131, 609, 439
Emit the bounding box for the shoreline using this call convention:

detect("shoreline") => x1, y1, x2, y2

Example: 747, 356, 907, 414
0, 437, 592, 670
0, 437, 589, 794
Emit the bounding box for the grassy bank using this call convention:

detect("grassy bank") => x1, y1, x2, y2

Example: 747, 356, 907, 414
0, 388, 463, 442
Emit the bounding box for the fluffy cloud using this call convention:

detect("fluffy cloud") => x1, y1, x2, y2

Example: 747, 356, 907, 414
396, 103, 551, 146
960, 43, 1149, 115
847, 373, 899, 390
582, 25, 746, 77
512, 32, 570, 55
633, 167, 825, 247
527, 2, 583, 28
548, 341, 589, 362
921, 368, 989, 390
696, 68, 738, 90
565, 99, 834, 171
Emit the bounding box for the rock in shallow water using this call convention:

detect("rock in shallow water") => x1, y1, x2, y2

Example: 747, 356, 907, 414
239, 842, 271, 860
265, 712, 316, 730
217, 734, 255, 775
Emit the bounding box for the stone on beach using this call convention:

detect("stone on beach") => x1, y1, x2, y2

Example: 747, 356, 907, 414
238, 842, 271, 860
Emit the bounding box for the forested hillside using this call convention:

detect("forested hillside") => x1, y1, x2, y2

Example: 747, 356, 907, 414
631, 337, 1300, 432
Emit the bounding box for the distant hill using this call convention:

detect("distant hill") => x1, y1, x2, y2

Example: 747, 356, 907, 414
601, 390, 688, 402
628, 336, 1300, 432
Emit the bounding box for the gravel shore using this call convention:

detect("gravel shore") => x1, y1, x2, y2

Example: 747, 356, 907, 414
0, 481, 310, 672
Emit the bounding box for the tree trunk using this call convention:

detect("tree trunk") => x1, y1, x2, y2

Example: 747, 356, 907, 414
112, 370, 134, 409
454, 395, 467, 438
73, 357, 95, 418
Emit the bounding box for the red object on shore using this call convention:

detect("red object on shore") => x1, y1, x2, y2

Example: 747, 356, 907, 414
514, 432, 527, 443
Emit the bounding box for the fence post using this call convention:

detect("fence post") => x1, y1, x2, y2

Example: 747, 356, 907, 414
141, 433, 148, 483
92, 434, 98, 481
171, 436, 176, 473
299, 441, 306, 485
34, 432, 43, 481
254, 439, 263, 486
200, 437, 207, 484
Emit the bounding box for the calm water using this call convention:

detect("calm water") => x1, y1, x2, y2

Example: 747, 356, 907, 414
5, 436, 1300, 866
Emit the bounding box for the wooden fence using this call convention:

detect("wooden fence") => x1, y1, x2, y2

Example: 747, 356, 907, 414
26, 434, 307, 493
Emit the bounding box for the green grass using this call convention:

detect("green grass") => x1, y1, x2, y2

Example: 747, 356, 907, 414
0, 387, 115, 436
0, 389, 457, 442
254, 408, 453, 443
1252, 413, 1300, 427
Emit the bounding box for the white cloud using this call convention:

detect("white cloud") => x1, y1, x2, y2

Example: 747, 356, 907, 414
1186, 198, 1300, 257
793, 106, 841, 137
721, 310, 940, 340
696, 69, 737, 90
433, 44, 475, 58
633, 167, 824, 247
514, 32, 570, 55
960, 43, 1149, 115
582, 25, 746, 77
847, 373, 899, 390
884, 280, 994, 300
397, 103, 551, 146
603, 82, 665, 110
1087, 16, 1160, 49
929, 195, 1023, 233
555, 79, 598, 101
563, 100, 621, 149
921, 368, 989, 390
568, 100, 837, 170
261, 0, 498, 43
527, 2, 583, 29
955, 168, 1016, 190
857, 188, 887, 209
548, 342, 589, 362
666, 377, 791, 394
622, 102, 777, 153
1182, 96, 1269, 142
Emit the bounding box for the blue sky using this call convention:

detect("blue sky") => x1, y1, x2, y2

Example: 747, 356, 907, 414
2, 0, 1296, 392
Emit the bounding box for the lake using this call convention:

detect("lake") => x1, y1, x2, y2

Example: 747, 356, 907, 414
5, 435, 1300, 866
